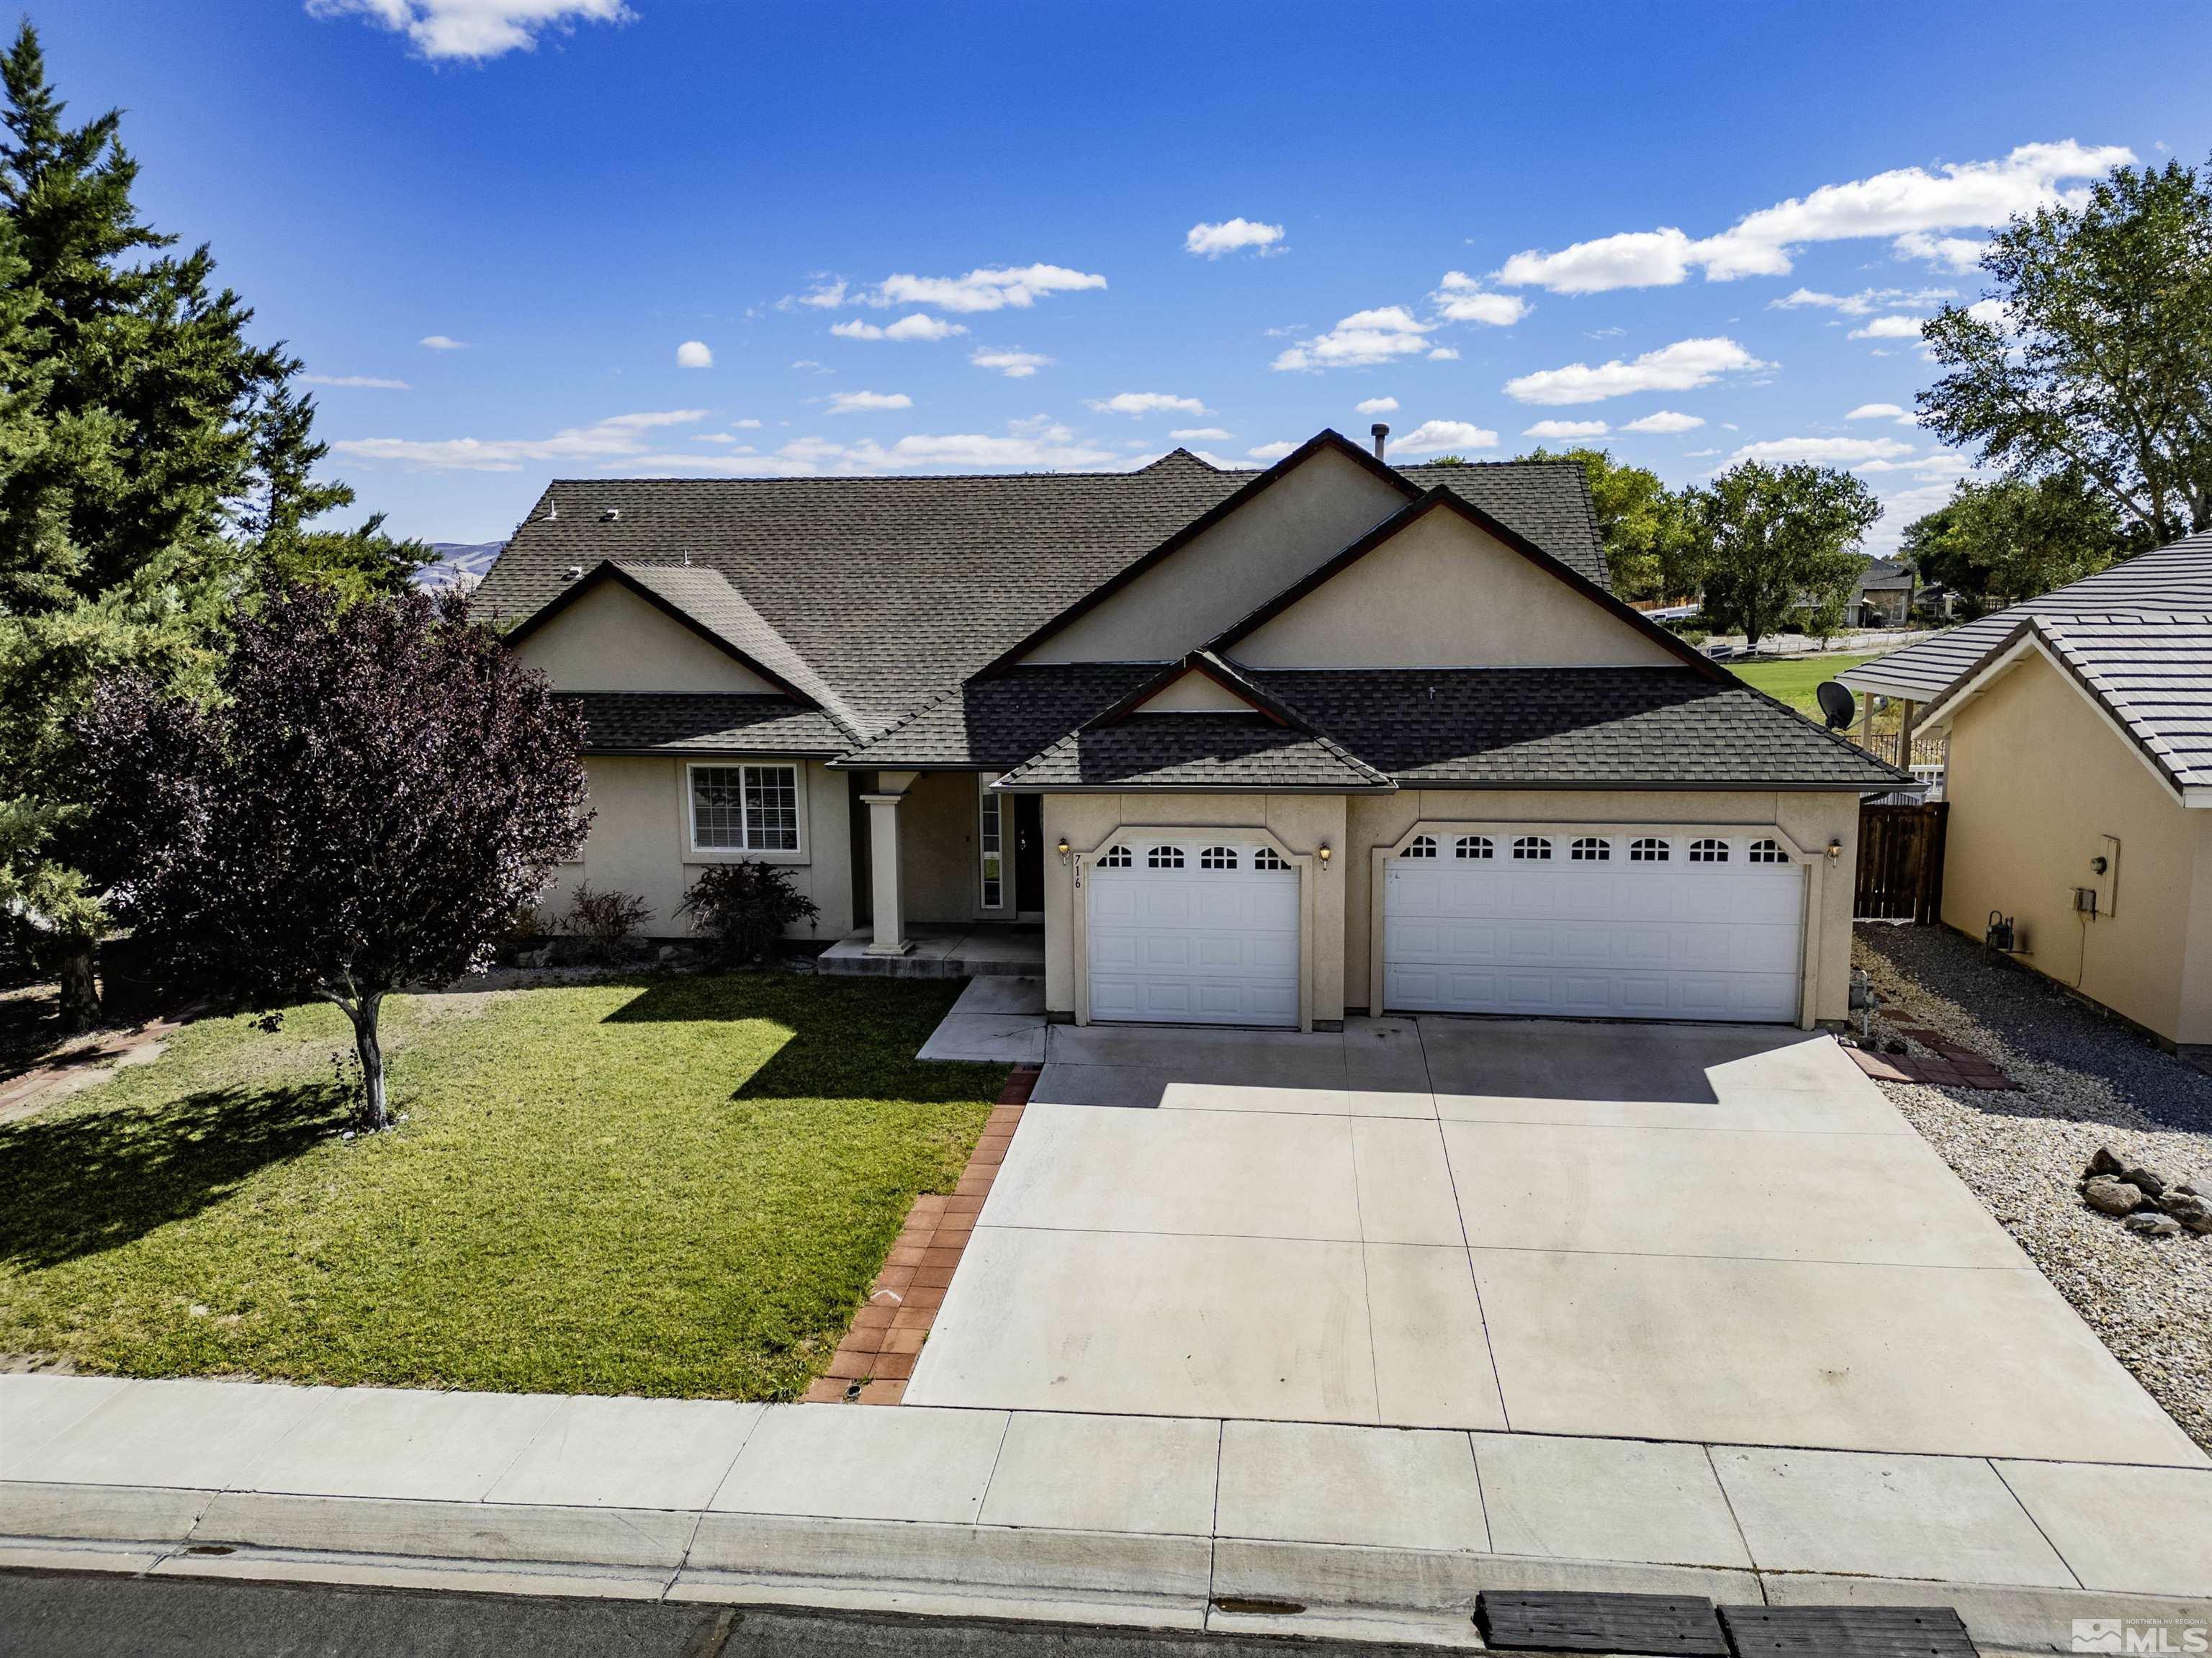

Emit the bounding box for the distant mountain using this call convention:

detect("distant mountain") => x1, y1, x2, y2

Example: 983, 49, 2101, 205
413, 541, 505, 591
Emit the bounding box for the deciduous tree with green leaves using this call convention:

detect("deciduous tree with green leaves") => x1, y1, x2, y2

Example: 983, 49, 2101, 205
1899, 472, 2131, 616
0, 22, 425, 1027
1517, 446, 1694, 602
1683, 462, 1880, 649
1918, 156, 2212, 545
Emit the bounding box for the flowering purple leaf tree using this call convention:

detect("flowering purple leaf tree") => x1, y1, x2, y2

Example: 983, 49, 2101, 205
79, 584, 590, 1130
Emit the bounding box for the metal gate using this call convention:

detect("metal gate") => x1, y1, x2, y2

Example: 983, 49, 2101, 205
1854, 803, 1948, 924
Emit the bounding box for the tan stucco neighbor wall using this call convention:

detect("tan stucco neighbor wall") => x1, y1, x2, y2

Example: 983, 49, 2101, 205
541, 755, 853, 944
895, 769, 989, 925
1938, 649, 2208, 1045
1234, 510, 1683, 670
1021, 447, 1406, 665
1342, 789, 1862, 1026
512, 582, 778, 695
1041, 793, 1349, 1027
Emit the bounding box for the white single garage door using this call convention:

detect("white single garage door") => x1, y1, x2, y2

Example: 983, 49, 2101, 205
1087, 837, 1299, 1027
1384, 829, 1804, 1024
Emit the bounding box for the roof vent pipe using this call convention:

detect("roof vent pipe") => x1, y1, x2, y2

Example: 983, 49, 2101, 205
1370, 423, 1389, 460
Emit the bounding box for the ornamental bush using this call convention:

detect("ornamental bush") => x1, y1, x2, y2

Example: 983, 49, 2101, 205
676, 862, 819, 965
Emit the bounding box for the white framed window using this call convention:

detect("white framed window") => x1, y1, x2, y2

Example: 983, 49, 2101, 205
979, 788, 1004, 909
1097, 844, 1133, 868
688, 763, 801, 854
1689, 837, 1729, 863
1455, 835, 1494, 860
1252, 846, 1288, 871
1570, 836, 1611, 861
1512, 835, 1552, 860
1401, 835, 1438, 859
1148, 844, 1184, 869
1748, 838, 1789, 865
1629, 837, 1671, 862
1200, 845, 1238, 870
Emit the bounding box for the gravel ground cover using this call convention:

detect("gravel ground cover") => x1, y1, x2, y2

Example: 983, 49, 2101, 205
1854, 923, 2212, 1451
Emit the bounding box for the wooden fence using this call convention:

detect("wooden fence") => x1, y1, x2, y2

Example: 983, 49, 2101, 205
1855, 801, 1949, 924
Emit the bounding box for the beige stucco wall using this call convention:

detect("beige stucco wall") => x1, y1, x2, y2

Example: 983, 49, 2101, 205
513, 582, 778, 694
1021, 447, 1406, 664
1938, 649, 2206, 1045
894, 769, 992, 925
1133, 670, 1255, 713
1233, 510, 1682, 670
540, 755, 853, 943
1041, 793, 1349, 1025
1341, 789, 1861, 1024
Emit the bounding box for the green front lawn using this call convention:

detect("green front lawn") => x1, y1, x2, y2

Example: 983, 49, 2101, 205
1730, 651, 1884, 714
0, 974, 1002, 1398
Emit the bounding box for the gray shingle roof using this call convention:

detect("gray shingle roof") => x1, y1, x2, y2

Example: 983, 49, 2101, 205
559, 693, 851, 755
475, 443, 1605, 739
606, 560, 863, 734
837, 664, 1159, 770
1001, 715, 1395, 792
1923, 611, 2212, 797
1843, 533, 2212, 701
1251, 668, 1912, 789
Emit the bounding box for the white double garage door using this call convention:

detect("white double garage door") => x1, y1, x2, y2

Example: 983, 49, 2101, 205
1385, 828, 1805, 1024
1087, 826, 1806, 1029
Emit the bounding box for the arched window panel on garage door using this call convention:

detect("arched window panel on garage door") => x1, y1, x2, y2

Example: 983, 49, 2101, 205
1382, 824, 1805, 1024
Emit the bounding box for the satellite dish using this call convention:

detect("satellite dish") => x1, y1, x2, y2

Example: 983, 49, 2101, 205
1816, 680, 1858, 731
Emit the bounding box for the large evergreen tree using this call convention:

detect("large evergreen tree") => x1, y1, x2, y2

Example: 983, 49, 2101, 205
0, 21, 423, 1028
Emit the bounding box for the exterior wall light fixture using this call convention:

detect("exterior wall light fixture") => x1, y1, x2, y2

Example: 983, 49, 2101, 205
1827, 838, 1843, 862
1056, 837, 1071, 863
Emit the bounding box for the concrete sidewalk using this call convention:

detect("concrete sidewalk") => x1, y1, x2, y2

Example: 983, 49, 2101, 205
5, 1374, 2211, 1651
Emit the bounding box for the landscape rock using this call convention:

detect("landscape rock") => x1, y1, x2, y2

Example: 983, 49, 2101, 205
2159, 1191, 2212, 1233
2083, 1176, 2146, 1217
2088, 1147, 2126, 1178
2124, 1166, 2168, 1198
2125, 1212, 2184, 1239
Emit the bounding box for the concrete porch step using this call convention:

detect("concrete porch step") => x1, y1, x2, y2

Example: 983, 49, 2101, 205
817, 928, 1044, 980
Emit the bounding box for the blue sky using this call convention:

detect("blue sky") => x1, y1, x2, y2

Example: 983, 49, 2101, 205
40, 1, 2212, 551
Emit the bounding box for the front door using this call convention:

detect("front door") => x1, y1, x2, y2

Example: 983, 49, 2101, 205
1013, 794, 1044, 919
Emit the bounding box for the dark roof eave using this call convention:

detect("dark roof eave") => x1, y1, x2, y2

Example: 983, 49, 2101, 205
990, 780, 1398, 794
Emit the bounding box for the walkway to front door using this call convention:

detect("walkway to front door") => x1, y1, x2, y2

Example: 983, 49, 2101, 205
906, 1017, 2201, 1468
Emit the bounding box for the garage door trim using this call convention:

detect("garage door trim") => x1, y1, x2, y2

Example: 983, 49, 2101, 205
1074, 825, 1316, 1032
1367, 819, 1824, 1030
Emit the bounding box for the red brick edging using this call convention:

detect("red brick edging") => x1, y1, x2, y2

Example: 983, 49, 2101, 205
1847, 1027, 2018, 1091
803, 1064, 1039, 1405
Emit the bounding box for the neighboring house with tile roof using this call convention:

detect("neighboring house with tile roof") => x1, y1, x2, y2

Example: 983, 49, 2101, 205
483, 429, 1908, 1033
1841, 533, 2212, 1055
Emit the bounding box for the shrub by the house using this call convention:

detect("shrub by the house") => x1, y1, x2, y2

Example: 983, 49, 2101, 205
677, 862, 820, 965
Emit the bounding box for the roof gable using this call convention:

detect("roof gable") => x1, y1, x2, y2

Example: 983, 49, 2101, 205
989, 431, 1416, 672
1206, 489, 1727, 679
505, 565, 791, 699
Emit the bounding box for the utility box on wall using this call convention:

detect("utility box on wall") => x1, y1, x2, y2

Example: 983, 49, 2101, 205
2082, 834, 2120, 919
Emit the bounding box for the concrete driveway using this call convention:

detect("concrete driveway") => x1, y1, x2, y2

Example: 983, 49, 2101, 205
907, 1017, 2203, 1466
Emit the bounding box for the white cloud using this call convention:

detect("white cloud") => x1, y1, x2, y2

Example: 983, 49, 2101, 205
1847, 315, 1927, 341
830, 314, 967, 342
419, 335, 467, 351
1504, 337, 1770, 405
331, 407, 709, 473
1770, 285, 1958, 317
1354, 397, 1398, 415
1523, 419, 1609, 439
1088, 392, 1207, 416
306, 0, 631, 60
774, 422, 1120, 472
871, 263, 1107, 313
1620, 410, 1705, 434
1185, 217, 1285, 258
1272, 305, 1431, 371
793, 281, 848, 309
1854, 452, 1970, 477
969, 348, 1051, 378
1426, 346, 1460, 361
1395, 419, 1499, 454
300, 374, 410, 389
1496, 141, 2131, 292
1894, 230, 1987, 272
1246, 441, 1298, 461
1966, 297, 2021, 335
733, 418, 763, 429
827, 389, 912, 413
1169, 427, 1231, 440
675, 340, 714, 369
1845, 402, 1916, 425
1727, 435, 1915, 467
1431, 271, 1529, 325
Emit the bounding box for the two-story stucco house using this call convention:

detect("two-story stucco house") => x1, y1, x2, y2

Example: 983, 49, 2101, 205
475, 430, 1908, 1032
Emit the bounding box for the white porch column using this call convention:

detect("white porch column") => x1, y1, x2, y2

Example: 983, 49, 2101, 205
862, 770, 919, 956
